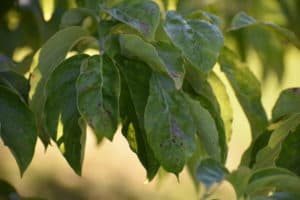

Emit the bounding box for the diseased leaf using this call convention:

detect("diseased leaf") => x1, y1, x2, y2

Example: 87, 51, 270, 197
29, 26, 91, 147
118, 57, 159, 180
228, 12, 300, 49
272, 88, 300, 122
164, 11, 224, 73
101, 1, 160, 40
44, 55, 88, 175
77, 55, 120, 141
119, 34, 185, 89
219, 48, 267, 139
153, 42, 185, 89
144, 73, 196, 174
0, 86, 37, 175
195, 158, 228, 189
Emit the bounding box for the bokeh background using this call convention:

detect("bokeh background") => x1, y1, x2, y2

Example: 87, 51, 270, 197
1, 0, 300, 199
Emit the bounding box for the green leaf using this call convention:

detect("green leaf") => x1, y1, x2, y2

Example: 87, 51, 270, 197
153, 42, 185, 89
0, 179, 18, 198
228, 12, 300, 49
44, 55, 88, 175
101, 1, 160, 40
195, 158, 228, 189
118, 57, 159, 180
0, 86, 37, 175
272, 88, 300, 122
164, 11, 224, 73
253, 114, 300, 169
76, 55, 120, 141
29, 26, 91, 147
144, 73, 196, 174
219, 48, 268, 139
208, 72, 233, 142
186, 96, 221, 161
119, 34, 185, 89
276, 122, 300, 175
184, 64, 228, 163
246, 168, 300, 196
0, 71, 29, 102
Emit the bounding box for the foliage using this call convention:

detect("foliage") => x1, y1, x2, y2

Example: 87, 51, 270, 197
1, 0, 300, 199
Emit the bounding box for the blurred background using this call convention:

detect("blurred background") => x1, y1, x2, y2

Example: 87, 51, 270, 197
0, 0, 300, 199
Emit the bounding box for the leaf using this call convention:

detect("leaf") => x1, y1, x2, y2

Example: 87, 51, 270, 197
272, 88, 300, 122
101, 1, 160, 40
29, 26, 90, 147
76, 55, 120, 141
253, 114, 300, 169
164, 11, 224, 73
153, 42, 185, 89
119, 34, 185, 89
228, 12, 300, 49
246, 168, 300, 196
0, 71, 29, 102
118, 57, 159, 180
186, 96, 221, 161
0, 86, 37, 175
195, 158, 228, 189
0, 179, 18, 197
184, 64, 228, 163
219, 48, 268, 139
208, 72, 233, 142
276, 122, 300, 175
44, 55, 88, 175
144, 73, 196, 174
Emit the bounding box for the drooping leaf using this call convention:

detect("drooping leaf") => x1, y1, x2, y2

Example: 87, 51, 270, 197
184, 64, 227, 163
119, 34, 185, 89
208, 72, 233, 142
219, 48, 268, 139
44, 55, 88, 175
0, 86, 37, 175
164, 11, 224, 73
195, 158, 228, 189
76, 55, 120, 141
228, 12, 300, 49
144, 73, 196, 174
101, 1, 160, 40
272, 88, 300, 122
186, 96, 221, 161
29, 26, 91, 147
118, 57, 159, 180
